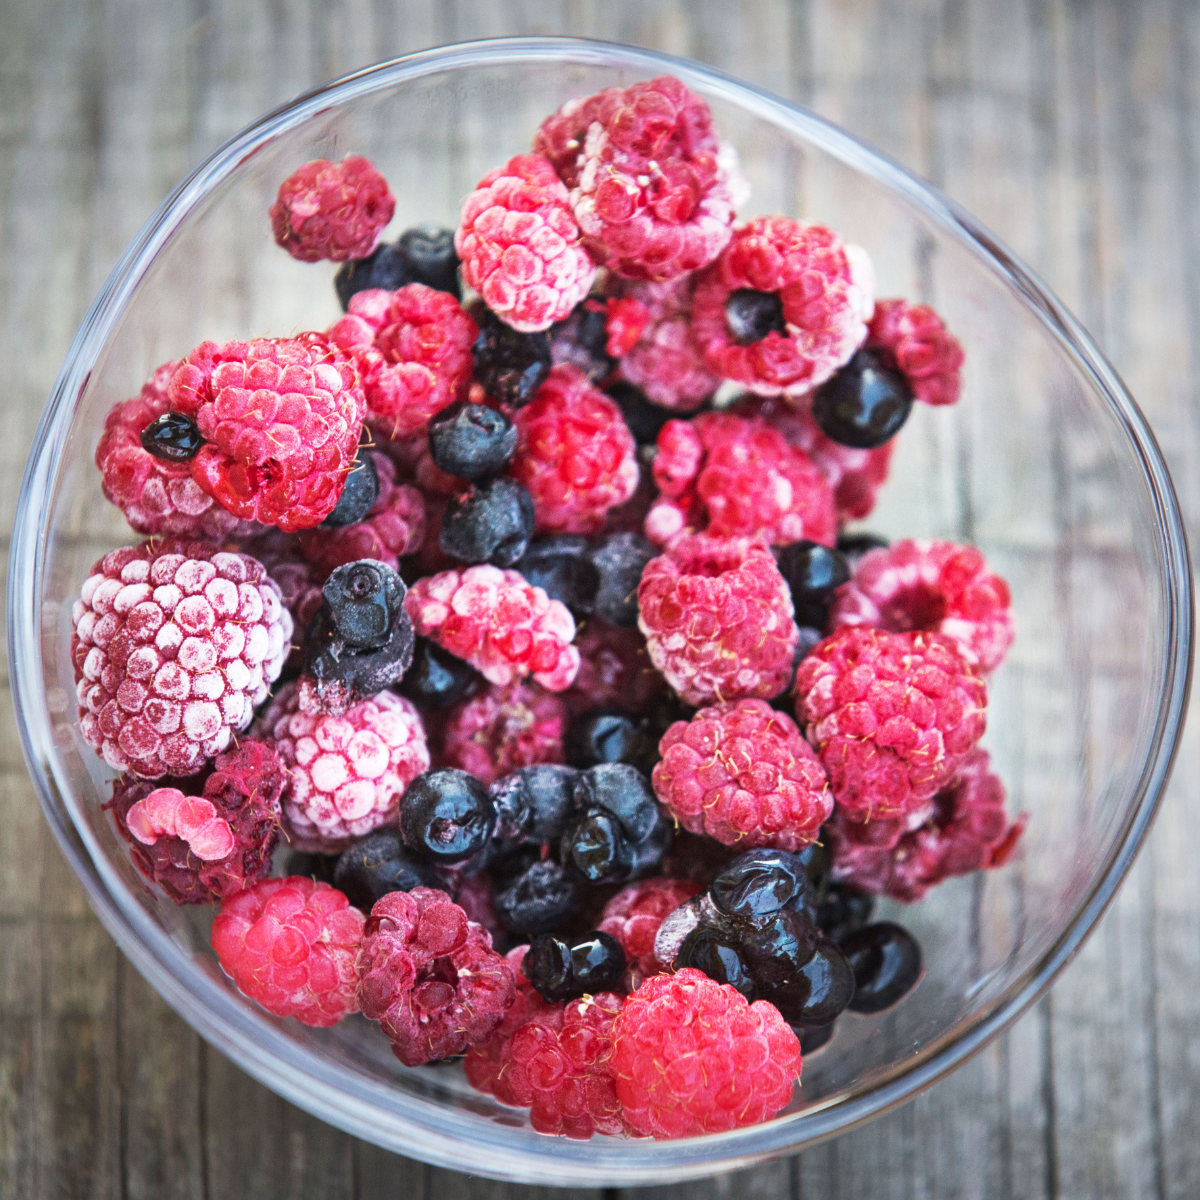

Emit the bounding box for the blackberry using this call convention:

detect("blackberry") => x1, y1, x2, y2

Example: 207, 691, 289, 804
471, 303, 552, 407
493, 859, 582, 936
397, 637, 482, 711
566, 709, 657, 775
589, 532, 656, 628
399, 769, 495, 864
140, 412, 203, 462
488, 764, 579, 843
549, 299, 615, 381
604, 381, 674, 446
428, 401, 517, 481
334, 224, 460, 310
515, 536, 599, 614
841, 922, 923, 1013
812, 346, 913, 449
773, 541, 851, 628
725, 289, 789, 344
321, 445, 379, 528
332, 828, 438, 912
440, 477, 535, 567
523, 930, 625, 1001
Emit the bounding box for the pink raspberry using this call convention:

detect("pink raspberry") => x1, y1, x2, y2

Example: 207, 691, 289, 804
598, 878, 702, 989
795, 626, 988, 823
72, 539, 292, 779
607, 968, 801, 1138
357, 888, 517, 1067
167, 336, 366, 531
269, 155, 394, 263
692, 217, 875, 396
326, 284, 477, 438
868, 298, 964, 407
211, 876, 365, 1027
405, 565, 581, 692
645, 411, 837, 547
508, 365, 639, 534
537, 77, 738, 282
638, 535, 799, 706
653, 699, 832, 851
256, 681, 430, 853
456, 154, 597, 333
829, 539, 1015, 673
561, 621, 666, 718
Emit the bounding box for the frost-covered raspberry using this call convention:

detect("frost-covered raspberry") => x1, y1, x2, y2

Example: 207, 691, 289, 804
326, 285, 477, 438
638, 535, 798, 706
796, 626, 988, 822
357, 888, 517, 1066
297, 452, 425, 574
645, 411, 837, 547
868, 298, 964, 407
270, 155, 394, 263
256, 681, 430, 853
653, 699, 832, 851
455, 154, 596, 333
72, 540, 292, 778
405, 565, 581, 692
830, 539, 1015, 673
211, 876, 365, 1027
598, 877, 701, 988
692, 217, 874, 396
508, 365, 639, 535
607, 968, 801, 1138
826, 748, 1026, 902
561, 621, 666, 718
167, 337, 366, 531
537, 77, 738, 282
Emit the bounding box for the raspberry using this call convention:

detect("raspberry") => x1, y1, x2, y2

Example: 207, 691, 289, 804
561, 620, 666, 718
826, 748, 1027, 902
638, 535, 799, 706
326, 285, 477, 438
269, 155, 394, 263
436, 681, 567, 786
405, 565, 581, 692
692, 217, 875, 396
603, 296, 651, 357
455, 154, 597, 333
211, 876, 365, 1027
71, 539, 292, 778
297, 451, 425, 574
356, 888, 517, 1066
795, 626, 988, 822
508, 365, 639, 535
538, 78, 737, 282
597, 877, 701, 989
607, 968, 801, 1138
652, 699, 832, 851
167, 337, 367, 531
256, 681, 430, 853
868, 298, 964, 407
829, 539, 1015, 673
645, 411, 837, 547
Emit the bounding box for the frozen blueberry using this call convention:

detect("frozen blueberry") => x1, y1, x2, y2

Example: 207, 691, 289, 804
321, 446, 379, 527
472, 304, 552, 407
400, 769, 496, 864
842, 922, 923, 1013
397, 637, 482, 711
550, 300, 615, 381
812, 347, 913, 449
488, 764, 580, 843
836, 531, 889, 570
755, 931, 854, 1026
333, 828, 439, 912
515, 536, 600, 614
561, 767, 670, 886
140, 412, 204, 462
797, 1022, 835, 1055
773, 541, 852, 627
589, 532, 656, 628
725, 288, 789, 344
604, 381, 674, 446
566, 709, 657, 775
334, 224, 460, 310
428, 401, 518, 481
493, 859, 582, 936
322, 560, 406, 649
677, 925, 758, 1001
440, 477, 535, 567
710, 849, 809, 920
524, 930, 626, 1001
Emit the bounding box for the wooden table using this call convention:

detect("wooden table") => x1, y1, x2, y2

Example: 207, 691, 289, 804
3, 1, 1198, 1197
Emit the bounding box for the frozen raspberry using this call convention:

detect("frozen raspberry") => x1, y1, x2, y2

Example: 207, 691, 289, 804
357, 888, 517, 1066
326, 284, 477, 439
537, 78, 737, 282
211, 876, 365, 1027
603, 295, 651, 356
692, 217, 875, 396
829, 539, 1015, 673
456, 154, 597, 333
72, 540, 292, 779
638, 535, 798, 706
436, 681, 567, 786
561, 621, 666, 718
256, 681, 430, 853
167, 336, 366, 531
508, 365, 639, 535
827, 748, 1026, 902
607, 968, 801, 1138
867, 298, 964, 407
796, 626, 988, 822
652, 699, 832, 851
598, 877, 701, 989
645, 411, 837, 547
297, 452, 425, 574
405, 565, 581, 692
270, 155, 394, 263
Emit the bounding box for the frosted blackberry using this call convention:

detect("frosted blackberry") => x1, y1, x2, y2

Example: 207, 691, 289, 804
440, 477, 535, 567
515, 536, 599, 614
524, 931, 626, 1001
471, 304, 552, 407
774, 540, 851, 627
590, 532, 656, 628
494, 859, 582, 936
842, 922, 923, 1013
139, 412, 203, 462
332, 827, 439, 912
397, 637, 482, 711
428, 401, 518, 481
812, 347, 913, 449
334, 224, 460, 310
400, 769, 495, 864
321, 446, 379, 527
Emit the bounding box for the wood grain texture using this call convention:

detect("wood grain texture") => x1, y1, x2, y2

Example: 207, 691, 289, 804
1, 1, 1197, 1198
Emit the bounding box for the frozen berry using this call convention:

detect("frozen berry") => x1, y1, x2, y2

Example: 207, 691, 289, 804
566, 709, 656, 775
471, 304, 552, 407
397, 637, 482, 711
774, 540, 851, 628
400, 768, 495, 864
770, 935, 857, 1027
515, 536, 600, 614
867, 299, 963, 407
494, 859, 583, 936
286, 850, 338, 884
813, 883, 876, 942
561, 620, 666, 718
320, 445, 379, 527
524, 930, 626, 1001
562, 763, 669, 885
725, 289, 789, 343
841, 922, 923, 1013
604, 381, 673, 445
598, 877, 702, 987
549, 298, 618, 381
710, 849, 809, 920
336, 227, 461, 308
812, 346, 913, 449
140, 411, 204, 462
333, 827, 440, 912
428, 401, 518, 480
797, 1023, 835, 1055
488, 764, 580, 843
590, 532, 655, 628
440, 477, 535, 567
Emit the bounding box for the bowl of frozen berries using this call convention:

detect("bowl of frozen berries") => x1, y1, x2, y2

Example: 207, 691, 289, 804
11, 37, 1191, 1184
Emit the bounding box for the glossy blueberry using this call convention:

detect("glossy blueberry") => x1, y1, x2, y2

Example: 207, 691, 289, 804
428, 401, 518, 481
725, 288, 789, 344
516, 536, 600, 613
471, 304, 551, 407
761, 934, 856, 1026
321, 447, 379, 527
493, 859, 582, 936
400, 769, 496, 864
573, 764, 659, 844
797, 1022, 836, 1055
334, 224, 460, 310
737, 907, 820, 993
816, 883, 876, 943
773, 541, 852, 627
524, 930, 626, 1001
566, 709, 657, 774
440, 477, 535, 567
560, 804, 670, 886
488, 764, 580, 843
397, 637, 481, 711
333, 828, 439, 912
812, 346, 914, 449
711, 849, 810, 920
836, 531, 889, 570
590, 532, 656, 628
841, 922, 923, 1013
676, 925, 758, 1001
604, 381, 674, 445
140, 412, 204, 462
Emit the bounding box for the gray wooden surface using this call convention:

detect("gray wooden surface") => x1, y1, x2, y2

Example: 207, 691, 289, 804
2, 1, 1198, 1197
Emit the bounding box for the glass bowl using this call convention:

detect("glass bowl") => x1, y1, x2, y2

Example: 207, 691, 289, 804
9, 36, 1193, 1186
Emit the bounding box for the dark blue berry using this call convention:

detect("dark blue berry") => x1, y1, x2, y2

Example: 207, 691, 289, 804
471, 304, 551, 407
321, 447, 379, 528
566, 709, 657, 774
524, 930, 626, 1001
140, 412, 203, 462
493, 859, 582, 936
334, 224, 460, 310
841, 922, 923, 1013
488, 764, 580, 843
573, 763, 659, 845
725, 288, 788, 344
333, 828, 439, 912
757, 933, 855, 1026
516, 536, 600, 614
677, 925, 758, 1001
590, 532, 656, 628
604, 381, 674, 446
550, 300, 615, 381
440, 477, 535, 567
428, 401, 517, 481
836, 531, 889, 570
397, 637, 481, 711
560, 778, 670, 886
815, 883, 875, 943
710, 849, 809, 920
773, 540, 851, 627
285, 850, 337, 885
400, 769, 495, 864
812, 347, 913, 449
797, 1022, 835, 1055
322, 560, 406, 649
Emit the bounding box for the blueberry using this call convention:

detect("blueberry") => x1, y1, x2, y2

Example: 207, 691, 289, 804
677, 925, 758, 1001
573, 763, 659, 844
524, 930, 626, 1001
794, 840, 832, 885
604, 381, 675, 446
333, 828, 439, 912
140, 412, 204, 462
725, 288, 789, 344
440, 477, 534, 567
710, 849, 809, 920
321, 446, 379, 527
400, 769, 496, 864
493, 859, 582, 936
428, 401, 518, 481
566, 709, 657, 774
836, 531, 889, 570
590, 532, 656, 628
334, 224, 460, 310
322, 560, 406, 649
285, 850, 337, 885
841, 922, 923, 1013
471, 304, 551, 407
560, 804, 670, 886
515, 536, 600, 613
812, 347, 913, 449
397, 637, 481, 711
759, 933, 855, 1026
736, 908, 819, 993
773, 541, 851, 628
549, 300, 615, 381
816, 883, 875, 943
568, 931, 627, 994
488, 764, 580, 843
796, 1022, 836, 1055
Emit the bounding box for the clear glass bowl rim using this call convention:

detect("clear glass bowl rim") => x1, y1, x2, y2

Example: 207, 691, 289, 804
8, 35, 1193, 1186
